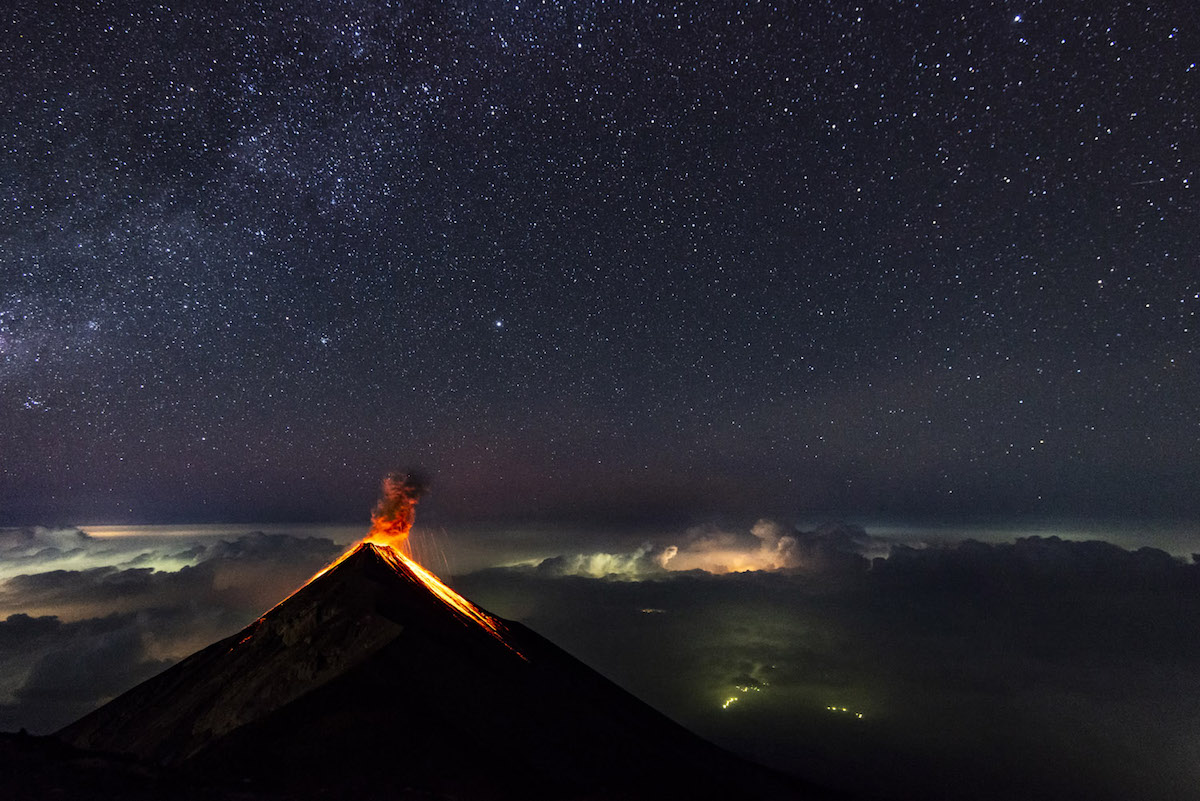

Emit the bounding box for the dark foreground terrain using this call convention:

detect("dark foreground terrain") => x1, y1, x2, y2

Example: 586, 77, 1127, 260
0, 730, 466, 800
27, 544, 829, 800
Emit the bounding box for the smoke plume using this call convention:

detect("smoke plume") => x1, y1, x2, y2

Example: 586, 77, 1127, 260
365, 472, 428, 550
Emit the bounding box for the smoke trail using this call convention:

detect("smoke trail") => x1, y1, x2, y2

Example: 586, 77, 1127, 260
365, 472, 428, 549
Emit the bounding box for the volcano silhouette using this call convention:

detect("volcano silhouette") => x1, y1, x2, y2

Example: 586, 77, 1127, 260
58, 543, 819, 800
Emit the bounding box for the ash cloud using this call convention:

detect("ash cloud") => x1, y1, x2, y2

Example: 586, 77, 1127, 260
368, 471, 428, 540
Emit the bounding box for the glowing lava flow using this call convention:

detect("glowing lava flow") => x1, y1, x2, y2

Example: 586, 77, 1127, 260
367, 542, 516, 647
354, 472, 521, 649
245, 473, 524, 659
264, 472, 430, 601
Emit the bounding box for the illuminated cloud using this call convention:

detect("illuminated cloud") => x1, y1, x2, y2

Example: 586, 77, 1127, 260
535, 543, 674, 579
0, 527, 94, 577
0, 526, 216, 582
529, 519, 880, 577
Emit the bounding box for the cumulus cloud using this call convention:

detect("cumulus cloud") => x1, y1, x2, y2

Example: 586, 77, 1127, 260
0, 527, 94, 574
526, 519, 881, 578
535, 543, 675, 579
662, 519, 879, 574
0, 612, 175, 732
0, 526, 200, 582
0, 531, 342, 617
0, 526, 91, 554
875, 535, 1194, 592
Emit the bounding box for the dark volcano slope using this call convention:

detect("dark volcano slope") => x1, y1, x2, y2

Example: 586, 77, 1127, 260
59, 544, 827, 800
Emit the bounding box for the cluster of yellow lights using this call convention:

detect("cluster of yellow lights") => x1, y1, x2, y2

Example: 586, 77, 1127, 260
826, 705, 864, 719
720, 683, 763, 710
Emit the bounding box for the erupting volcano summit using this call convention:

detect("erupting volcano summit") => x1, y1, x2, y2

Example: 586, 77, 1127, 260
56, 475, 818, 799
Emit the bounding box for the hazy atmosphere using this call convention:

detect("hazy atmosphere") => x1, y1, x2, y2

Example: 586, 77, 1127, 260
2, 0, 1197, 799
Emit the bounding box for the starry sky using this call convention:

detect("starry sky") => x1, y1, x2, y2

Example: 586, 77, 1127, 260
2, 0, 1196, 526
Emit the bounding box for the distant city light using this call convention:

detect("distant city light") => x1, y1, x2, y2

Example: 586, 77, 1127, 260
826, 705, 865, 719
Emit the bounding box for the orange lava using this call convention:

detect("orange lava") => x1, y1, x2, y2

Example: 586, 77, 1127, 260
240, 474, 524, 660
369, 543, 518, 648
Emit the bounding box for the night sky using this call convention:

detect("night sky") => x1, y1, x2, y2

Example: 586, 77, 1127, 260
3, 5, 1200, 794
2, 0, 1197, 527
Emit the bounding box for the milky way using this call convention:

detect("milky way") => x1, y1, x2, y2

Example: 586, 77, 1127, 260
1, 1, 1195, 524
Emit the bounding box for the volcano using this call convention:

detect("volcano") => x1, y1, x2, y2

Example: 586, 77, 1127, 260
57, 542, 821, 800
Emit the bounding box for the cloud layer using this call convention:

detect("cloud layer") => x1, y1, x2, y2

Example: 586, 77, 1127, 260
0, 527, 341, 732
459, 526, 1200, 801
2, 521, 1198, 801
523, 519, 884, 578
